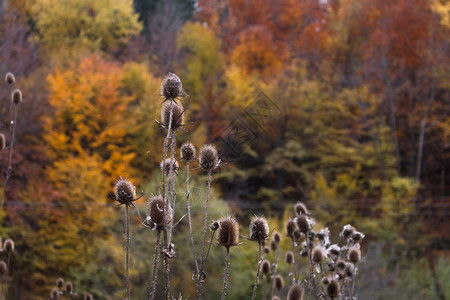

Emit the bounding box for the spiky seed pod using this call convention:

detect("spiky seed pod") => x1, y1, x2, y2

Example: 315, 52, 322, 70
327, 244, 340, 256
312, 245, 326, 264
285, 251, 294, 264
264, 246, 270, 254
294, 202, 308, 216
296, 215, 311, 233
294, 230, 301, 240
113, 178, 136, 206
336, 259, 346, 270
270, 239, 278, 251
198, 144, 219, 172
160, 158, 179, 175
56, 277, 64, 289
210, 220, 219, 231
274, 275, 284, 290
217, 216, 239, 248
51, 287, 60, 300
286, 219, 297, 238
4, 239, 14, 253
273, 231, 281, 244
12, 89, 22, 104
84, 293, 93, 300
352, 231, 364, 243
0, 261, 7, 275
322, 277, 330, 286
0, 134, 6, 150
5, 72, 15, 84
272, 297, 280, 300
180, 142, 196, 161
250, 216, 269, 242
287, 284, 304, 300
326, 280, 340, 298
161, 101, 184, 130
161, 72, 183, 100
65, 281, 73, 293
341, 224, 355, 239
326, 261, 335, 272
146, 195, 172, 230
348, 247, 361, 263
345, 262, 355, 278
261, 259, 271, 275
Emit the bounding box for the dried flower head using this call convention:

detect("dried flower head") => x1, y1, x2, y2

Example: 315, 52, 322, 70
294, 202, 308, 216
56, 278, 64, 289
264, 246, 270, 254
161, 72, 183, 100
0, 134, 6, 150
294, 230, 301, 240
180, 142, 196, 162
326, 280, 340, 298
274, 275, 284, 290
335, 259, 346, 271
84, 293, 93, 300
0, 261, 7, 276
249, 216, 269, 242
4, 239, 14, 253
261, 259, 271, 275
198, 144, 219, 172
270, 239, 278, 251
296, 215, 313, 233
161, 101, 184, 130
12, 89, 22, 104
51, 287, 60, 300
146, 195, 172, 230
210, 220, 219, 231
327, 244, 340, 257
312, 245, 326, 264
345, 262, 355, 278
348, 247, 361, 263
322, 277, 330, 286
217, 216, 239, 248
287, 284, 304, 300
285, 251, 294, 264
65, 281, 73, 293
341, 224, 356, 240
5, 72, 15, 84
273, 231, 282, 244
113, 178, 136, 206
160, 158, 179, 175
286, 219, 297, 238
352, 231, 365, 243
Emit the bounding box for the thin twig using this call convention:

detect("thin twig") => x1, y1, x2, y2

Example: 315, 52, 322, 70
126, 205, 130, 300
307, 234, 318, 299
168, 130, 177, 244
186, 161, 199, 273
251, 241, 262, 300
221, 247, 230, 300
150, 230, 161, 300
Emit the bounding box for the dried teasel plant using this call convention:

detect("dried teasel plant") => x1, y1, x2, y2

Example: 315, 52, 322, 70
248, 216, 270, 300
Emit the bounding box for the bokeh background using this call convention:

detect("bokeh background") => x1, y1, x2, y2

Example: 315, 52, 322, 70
0, 0, 449, 299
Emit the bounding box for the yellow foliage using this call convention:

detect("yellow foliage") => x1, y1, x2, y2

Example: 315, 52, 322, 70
432, 0, 450, 27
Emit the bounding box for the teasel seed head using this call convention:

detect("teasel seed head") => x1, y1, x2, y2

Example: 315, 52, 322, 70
146, 195, 172, 230
217, 216, 239, 248
160, 158, 179, 175
285, 251, 294, 264
84, 293, 93, 300
327, 244, 340, 257
270, 239, 278, 251
161, 101, 184, 130
0, 134, 6, 150
296, 215, 312, 233
261, 259, 271, 275
198, 144, 219, 172
322, 277, 330, 286
5, 72, 15, 84
56, 277, 64, 289
161, 72, 183, 100
249, 216, 269, 242
348, 246, 361, 263
293, 230, 301, 240
65, 281, 73, 293
294, 201, 308, 216
345, 262, 355, 278
326, 280, 340, 298
352, 231, 364, 243
12, 89, 22, 104
4, 239, 14, 253
274, 275, 284, 290
286, 219, 297, 238
113, 177, 136, 206
287, 284, 304, 300
273, 231, 281, 244
264, 246, 270, 254
341, 224, 355, 240
210, 220, 219, 231
312, 245, 326, 264
0, 261, 7, 276
180, 142, 196, 162
51, 287, 60, 299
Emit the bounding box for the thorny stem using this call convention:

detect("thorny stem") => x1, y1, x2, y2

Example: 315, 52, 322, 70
0, 103, 19, 206
196, 171, 211, 299
351, 272, 356, 300
162, 100, 174, 300
291, 238, 298, 283
196, 231, 216, 300
126, 205, 130, 300
307, 233, 318, 299
251, 242, 262, 300
186, 161, 199, 273
168, 130, 177, 244
221, 247, 230, 300
202, 230, 216, 271
263, 275, 267, 300
270, 245, 279, 298
150, 230, 161, 300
